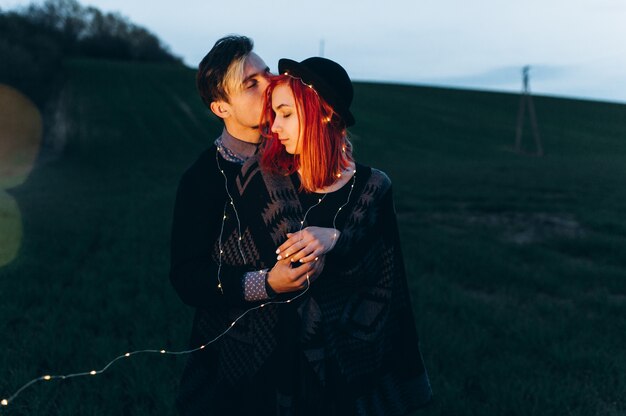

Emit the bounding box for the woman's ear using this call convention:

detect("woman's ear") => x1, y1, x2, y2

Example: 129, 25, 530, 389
210, 101, 230, 119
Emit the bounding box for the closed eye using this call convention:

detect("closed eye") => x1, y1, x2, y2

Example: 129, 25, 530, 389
275, 111, 292, 118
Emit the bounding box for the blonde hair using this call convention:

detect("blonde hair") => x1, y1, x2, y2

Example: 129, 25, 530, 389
196, 35, 253, 107
221, 55, 247, 102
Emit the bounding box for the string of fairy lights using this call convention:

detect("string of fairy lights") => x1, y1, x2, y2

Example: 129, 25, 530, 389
215, 147, 248, 294
1, 147, 357, 410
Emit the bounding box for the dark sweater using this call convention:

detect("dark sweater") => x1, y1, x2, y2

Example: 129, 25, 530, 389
169, 144, 252, 309
170, 143, 432, 415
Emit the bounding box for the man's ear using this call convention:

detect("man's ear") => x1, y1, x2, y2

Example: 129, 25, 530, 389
210, 101, 230, 119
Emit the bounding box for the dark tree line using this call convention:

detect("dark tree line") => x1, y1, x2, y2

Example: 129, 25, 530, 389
0, 0, 182, 105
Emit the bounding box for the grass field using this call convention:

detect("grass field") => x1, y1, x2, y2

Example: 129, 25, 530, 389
1, 59, 626, 415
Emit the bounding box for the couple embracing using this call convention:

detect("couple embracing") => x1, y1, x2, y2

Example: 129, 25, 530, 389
169, 35, 432, 415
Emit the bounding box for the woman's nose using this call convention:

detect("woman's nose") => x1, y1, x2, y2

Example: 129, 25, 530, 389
271, 120, 280, 133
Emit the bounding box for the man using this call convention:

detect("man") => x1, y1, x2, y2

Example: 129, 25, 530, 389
169, 35, 337, 415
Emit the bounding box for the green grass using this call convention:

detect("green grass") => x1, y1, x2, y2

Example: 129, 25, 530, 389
1, 59, 626, 415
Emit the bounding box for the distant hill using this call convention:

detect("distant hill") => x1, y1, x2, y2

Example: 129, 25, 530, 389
1, 58, 626, 415
0, 0, 181, 106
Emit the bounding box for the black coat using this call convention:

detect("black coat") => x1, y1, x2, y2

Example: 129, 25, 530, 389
170, 148, 432, 415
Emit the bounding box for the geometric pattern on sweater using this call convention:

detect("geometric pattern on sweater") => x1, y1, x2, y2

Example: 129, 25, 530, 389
247, 165, 402, 379
333, 168, 390, 257
321, 241, 394, 382
256, 160, 304, 245
214, 225, 261, 268
218, 304, 279, 384
297, 297, 326, 384
236, 156, 261, 195
225, 157, 432, 413
198, 197, 278, 382
214, 219, 279, 381
191, 299, 279, 385
315, 170, 406, 384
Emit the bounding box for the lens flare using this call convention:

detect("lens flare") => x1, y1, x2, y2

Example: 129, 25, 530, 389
0, 84, 43, 267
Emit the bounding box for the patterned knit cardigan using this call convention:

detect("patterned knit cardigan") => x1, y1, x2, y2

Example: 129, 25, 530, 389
178, 155, 432, 415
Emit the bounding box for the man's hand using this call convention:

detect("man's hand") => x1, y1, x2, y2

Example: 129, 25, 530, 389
266, 255, 326, 294
275, 227, 340, 263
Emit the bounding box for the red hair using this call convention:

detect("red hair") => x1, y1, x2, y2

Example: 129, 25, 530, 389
260, 74, 353, 192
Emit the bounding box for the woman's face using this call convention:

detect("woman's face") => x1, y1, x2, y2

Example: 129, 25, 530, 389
270, 83, 302, 154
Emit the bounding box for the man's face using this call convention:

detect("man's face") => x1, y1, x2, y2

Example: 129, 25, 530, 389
223, 52, 270, 134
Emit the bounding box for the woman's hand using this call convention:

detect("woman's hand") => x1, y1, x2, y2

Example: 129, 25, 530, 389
275, 226, 341, 263
266, 256, 326, 294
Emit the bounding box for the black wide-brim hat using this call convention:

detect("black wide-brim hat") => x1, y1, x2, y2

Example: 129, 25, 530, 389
278, 57, 356, 127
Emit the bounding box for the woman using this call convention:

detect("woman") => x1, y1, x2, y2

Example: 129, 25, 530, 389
226, 57, 433, 414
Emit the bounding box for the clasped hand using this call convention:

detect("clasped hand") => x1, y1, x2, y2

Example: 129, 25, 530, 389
266, 256, 325, 294
275, 226, 340, 263
266, 227, 340, 294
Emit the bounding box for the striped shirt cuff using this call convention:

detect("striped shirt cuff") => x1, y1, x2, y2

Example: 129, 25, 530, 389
243, 269, 270, 301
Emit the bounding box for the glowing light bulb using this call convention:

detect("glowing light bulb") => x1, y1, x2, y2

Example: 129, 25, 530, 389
200, 345, 205, 349
125, 353, 130, 357
223, 215, 227, 220
286, 300, 292, 303
90, 371, 97, 375
318, 199, 322, 203
43, 375, 51, 381
1, 399, 8, 406
160, 350, 166, 354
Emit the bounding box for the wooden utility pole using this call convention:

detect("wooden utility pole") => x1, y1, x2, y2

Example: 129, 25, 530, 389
515, 66, 543, 156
